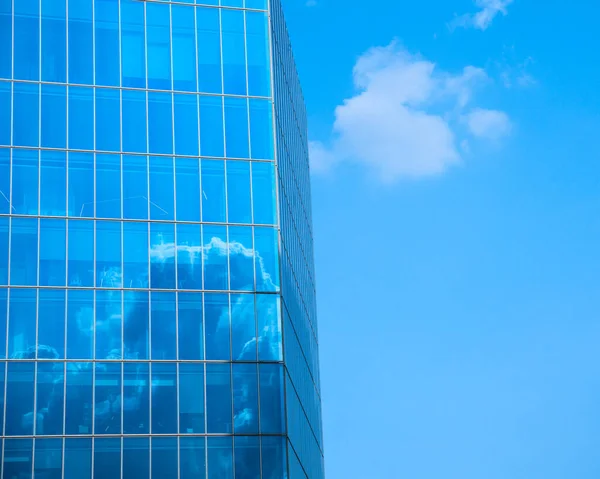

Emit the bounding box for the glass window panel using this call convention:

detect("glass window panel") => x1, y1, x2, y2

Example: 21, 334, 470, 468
0, 82, 9, 145
249, 99, 274, 160
124, 437, 150, 479
233, 363, 259, 434
225, 97, 250, 159
124, 222, 149, 289
174, 94, 199, 156
0, 1, 11, 78
96, 221, 122, 288
229, 227, 254, 292
94, 362, 122, 434
199, 96, 224, 157
262, 436, 288, 479
65, 363, 93, 434
121, 0, 145, 88
207, 436, 233, 479
203, 225, 228, 291
197, 7, 221, 93
0, 149, 8, 214
246, 11, 271, 97
95, 0, 120, 86
95, 290, 122, 359
235, 436, 261, 479
64, 438, 92, 479
123, 291, 149, 360
10, 217, 38, 286
152, 437, 178, 478
14, 0, 39, 80
178, 292, 203, 360
68, 86, 94, 150
150, 222, 176, 289
5, 362, 35, 435
227, 161, 252, 224
146, 2, 171, 90
96, 154, 122, 219
172, 5, 197, 92
150, 292, 177, 360
3, 439, 33, 478
255, 227, 280, 292
66, 290, 94, 360
93, 438, 121, 478
175, 158, 201, 222
259, 363, 285, 434
246, 0, 268, 10
95, 89, 121, 152
123, 154, 149, 219
0, 217, 6, 285
251, 161, 276, 225
67, 219, 94, 287
149, 155, 174, 219
35, 362, 64, 435
148, 92, 174, 154
38, 289, 66, 359
122, 90, 148, 153
222, 10, 246, 96
206, 363, 232, 433
13, 82, 39, 147
231, 294, 256, 361
179, 362, 205, 434
68, 0, 93, 84
177, 223, 202, 290
67, 152, 94, 217
39, 218, 66, 287
151, 363, 178, 434
201, 160, 226, 223
257, 294, 282, 361
11, 148, 39, 215
40, 150, 67, 216
123, 362, 150, 434
8, 289, 36, 358
222, 0, 243, 8
204, 293, 231, 360
34, 438, 63, 477
180, 437, 206, 479
42, 0, 67, 82
41, 84, 67, 148
0, 290, 6, 357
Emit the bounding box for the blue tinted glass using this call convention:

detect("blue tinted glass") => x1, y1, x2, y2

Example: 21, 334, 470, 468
199, 96, 224, 157
233, 363, 259, 434
68, 0, 93, 84
146, 2, 171, 90
13, 82, 39, 147
121, 0, 146, 88
179, 362, 205, 433
222, 9, 246, 95
227, 161, 252, 224
8, 289, 36, 358
180, 437, 206, 479
64, 438, 92, 479
246, 0, 268, 10
68, 86, 94, 150
35, 362, 64, 434
95, 362, 122, 434
174, 94, 199, 156
229, 227, 254, 291
0, 290, 6, 356
0, 1, 11, 78
250, 99, 274, 159
42, 0, 67, 82
177, 223, 202, 290
152, 437, 178, 477
34, 438, 63, 476
38, 289, 66, 359
123, 154, 149, 219
67, 152, 94, 217
67, 219, 94, 287
148, 92, 173, 154
10, 217, 38, 286
197, 7, 221, 93
231, 294, 256, 360
124, 222, 149, 289
95, 0, 120, 86
246, 11, 271, 97
11, 148, 39, 215
262, 436, 288, 479
260, 363, 285, 434
178, 292, 203, 360
0, 82, 10, 145
251, 161, 276, 225
39, 218, 66, 286
94, 438, 121, 478
175, 158, 201, 221
172, 5, 197, 92
201, 160, 226, 222
65, 362, 93, 434
95, 89, 121, 152
41, 84, 67, 148
96, 221, 122, 288
235, 436, 261, 479
40, 150, 67, 216
203, 225, 228, 291
122, 89, 148, 153
123, 362, 149, 433
151, 292, 177, 360
96, 154, 121, 218
208, 436, 233, 478
257, 294, 282, 360
255, 227, 280, 292
204, 293, 230, 360
6, 362, 35, 435
0, 217, 7, 285
124, 437, 150, 478
3, 439, 33, 477
225, 97, 250, 158
222, 0, 243, 7
150, 222, 175, 289
206, 364, 232, 433
95, 290, 122, 358
0, 149, 8, 214
151, 363, 178, 433
14, 0, 39, 81
124, 291, 149, 360
66, 290, 94, 359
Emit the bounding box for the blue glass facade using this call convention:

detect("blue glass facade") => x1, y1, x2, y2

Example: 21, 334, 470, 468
0, 0, 321, 477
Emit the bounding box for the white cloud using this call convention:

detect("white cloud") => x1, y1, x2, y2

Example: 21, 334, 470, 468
310, 41, 510, 181
450, 0, 514, 31
464, 108, 512, 140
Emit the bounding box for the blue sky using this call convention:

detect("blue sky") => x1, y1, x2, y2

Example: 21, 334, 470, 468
282, 0, 600, 477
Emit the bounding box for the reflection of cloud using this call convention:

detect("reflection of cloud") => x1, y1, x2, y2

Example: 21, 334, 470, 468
450, 0, 513, 31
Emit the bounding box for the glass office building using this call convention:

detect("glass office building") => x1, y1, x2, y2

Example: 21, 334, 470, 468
0, 0, 323, 478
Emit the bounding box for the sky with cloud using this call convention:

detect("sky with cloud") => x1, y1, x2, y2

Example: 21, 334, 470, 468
282, 0, 600, 477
